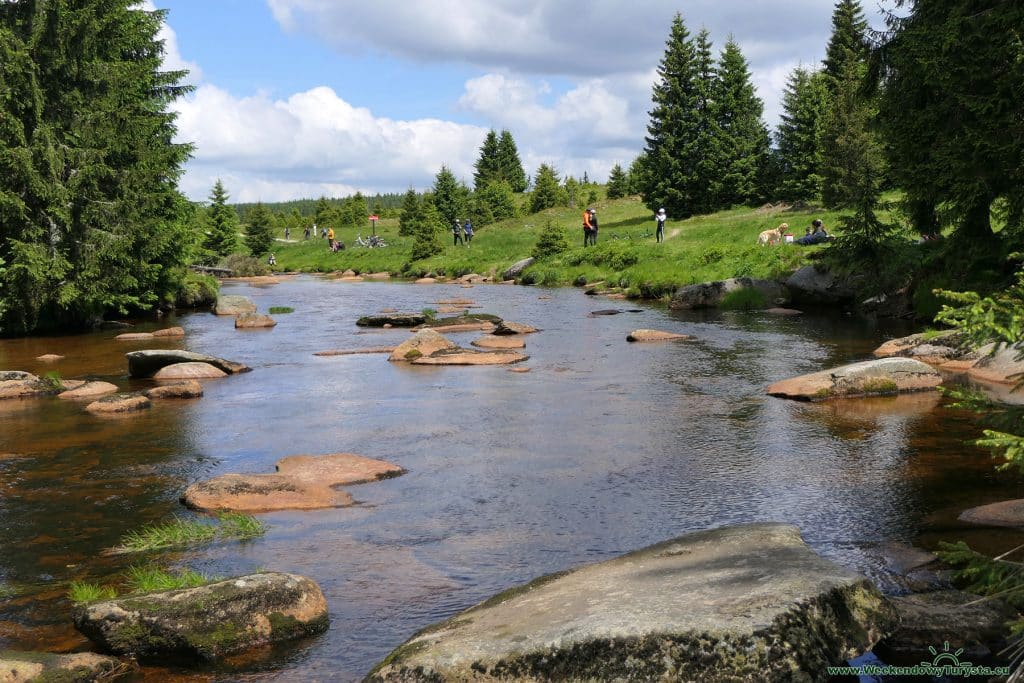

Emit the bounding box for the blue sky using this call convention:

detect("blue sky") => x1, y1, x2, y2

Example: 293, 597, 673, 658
154, 1, 891, 203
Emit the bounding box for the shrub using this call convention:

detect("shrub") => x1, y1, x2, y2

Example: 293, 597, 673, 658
532, 221, 570, 259
175, 273, 219, 308
219, 254, 270, 277
720, 288, 767, 310
699, 247, 725, 265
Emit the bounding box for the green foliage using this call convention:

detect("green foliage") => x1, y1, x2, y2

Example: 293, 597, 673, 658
203, 180, 239, 259
606, 164, 629, 199
175, 272, 219, 308
108, 513, 266, 555
822, 0, 869, 86
68, 582, 117, 605
531, 221, 570, 259
529, 164, 564, 214
476, 180, 517, 224
0, 1, 194, 333
776, 67, 827, 202
720, 287, 767, 310
244, 202, 275, 257
473, 130, 501, 192
268, 306, 293, 314
398, 188, 420, 236
125, 565, 218, 594
421, 308, 437, 320
408, 201, 444, 261
432, 166, 469, 226
563, 242, 641, 271
497, 130, 528, 193
936, 541, 1024, 610
41, 371, 63, 391
219, 254, 269, 277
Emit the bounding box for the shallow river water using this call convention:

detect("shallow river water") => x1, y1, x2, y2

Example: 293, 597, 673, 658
0, 275, 1021, 681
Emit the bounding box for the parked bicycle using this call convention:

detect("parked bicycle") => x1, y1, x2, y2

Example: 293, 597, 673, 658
355, 234, 387, 248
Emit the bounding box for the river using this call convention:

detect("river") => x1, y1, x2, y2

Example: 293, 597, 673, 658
0, 275, 1020, 681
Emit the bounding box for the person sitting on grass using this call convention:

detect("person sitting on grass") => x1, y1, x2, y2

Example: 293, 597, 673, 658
796, 219, 829, 245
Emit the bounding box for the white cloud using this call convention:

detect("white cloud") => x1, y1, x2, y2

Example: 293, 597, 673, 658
173, 85, 488, 202
139, 0, 202, 83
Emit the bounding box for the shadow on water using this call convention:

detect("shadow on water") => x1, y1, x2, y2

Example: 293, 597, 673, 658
0, 276, 1020, 681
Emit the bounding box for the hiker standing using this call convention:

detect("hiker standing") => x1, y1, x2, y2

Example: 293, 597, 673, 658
582, 208, 593, 247
452, 219, 463, 246
463, 219, 473, 245
588, 209, 599, 245
655, 208, 667, 243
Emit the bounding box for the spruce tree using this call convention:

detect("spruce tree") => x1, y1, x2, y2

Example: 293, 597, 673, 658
876, 0, 1024, 243
529, 164, 563, 214
775, 67, 827, 202
398, 188, 420, 236
497, 130, 528, 193
713, 38, 771, 207
204, 180, 238, 259
244, 202, 275, 257
641, 13, 703, 217
409, 200, 444, 261
823, 0, 869, 88
477, 181, 517, 222
690, 28, 723, 214
432, 165, 469, 226
606, 164, 629, 199
473, 130, 502, 192
0, 1, 193, 333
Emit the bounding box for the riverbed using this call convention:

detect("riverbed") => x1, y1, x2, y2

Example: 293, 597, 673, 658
0, 275, 1020, 681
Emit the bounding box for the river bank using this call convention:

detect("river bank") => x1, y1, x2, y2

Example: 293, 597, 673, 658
0, 276, 1020, 680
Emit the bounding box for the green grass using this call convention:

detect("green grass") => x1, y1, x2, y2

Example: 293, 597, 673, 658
268, 306, 294, 314
108, 513, 266, 555
124, 565, 219, 593
68, 581, 117, 604
720, 288, 768, 310
270, 191, 915, 300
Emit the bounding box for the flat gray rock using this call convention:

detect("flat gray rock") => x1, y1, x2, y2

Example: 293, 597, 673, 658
767, 357, 942, 401
367, 523, 897, 682
214, 295, 257, 316
126, 350, 250, 378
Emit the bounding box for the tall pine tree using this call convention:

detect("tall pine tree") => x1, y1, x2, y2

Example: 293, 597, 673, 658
203, 180, 238, 259
775, 67, 827, 202
497, 130, 528, 193
823, 0, 869, 87
529, 164, 563, 214
244, 202, 275, 257
606, 164, 629, 199
432, 165, 469, 226
0, 1, 194, 333
713, 38, 771, 207
473, 130, 501, 192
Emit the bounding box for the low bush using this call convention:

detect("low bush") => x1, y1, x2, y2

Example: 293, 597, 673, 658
175, 273, 219, 308
219, 254, 270, 277
720, 287, 767, 310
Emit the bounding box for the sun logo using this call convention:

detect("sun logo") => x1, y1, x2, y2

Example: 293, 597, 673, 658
922, 641, 971, 668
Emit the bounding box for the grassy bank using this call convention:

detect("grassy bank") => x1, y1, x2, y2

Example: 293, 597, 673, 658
271, 193, 912, 300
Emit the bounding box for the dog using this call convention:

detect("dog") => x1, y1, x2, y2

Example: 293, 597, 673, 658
757, 222, 788, 246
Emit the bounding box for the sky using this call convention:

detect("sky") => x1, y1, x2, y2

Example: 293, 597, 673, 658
152, 1, 891, 204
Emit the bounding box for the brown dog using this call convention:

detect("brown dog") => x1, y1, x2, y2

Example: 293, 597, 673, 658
757, 222, 788, 246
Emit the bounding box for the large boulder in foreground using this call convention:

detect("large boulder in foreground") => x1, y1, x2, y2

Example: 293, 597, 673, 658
127, 350, 250, 378
389, 329, 458, 362
367, 523, 896, 682
785, 265, 857, 305
875, 590, 1017, 666
214, 295, 257, 316
670, 277, 788, 310
181, 473, 353, 513
767, 358, 942, 401
74, 572, 328, 662
0, 650, 127, 682
502, 256, 535, 281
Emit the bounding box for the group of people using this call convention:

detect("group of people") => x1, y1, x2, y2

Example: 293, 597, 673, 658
452, 219, 474, 246
582, 208, 599, 246
795, 219, 829, 245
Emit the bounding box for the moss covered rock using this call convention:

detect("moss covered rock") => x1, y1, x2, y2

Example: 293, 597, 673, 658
0, 650, 129, 682
766, 358, 942, 401
73, 572, 328, 662
367, 523, 897, 682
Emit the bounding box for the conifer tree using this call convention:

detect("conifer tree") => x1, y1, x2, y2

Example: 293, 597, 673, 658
398, 188, 420, 236
0, 1, 194, 332
876, 0, 1024, 243
476, 181, 517, 222
713, 38, 771, 207
529, 164, 563, 214
606, 164, 629, 199
409, 200, 444, 261
473, 130, 502, 192
823, 0, 869, 88
775, 67, 828, 202
204, 180, 238, 259
497, 130, 528, 193
432, 166, 469, 226
244, 202, 275, 257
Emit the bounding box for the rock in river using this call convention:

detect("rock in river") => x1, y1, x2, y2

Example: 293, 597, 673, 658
389, 329, 458, 362
181, 473, 353, 513
492, 320, 538, 335
275, 453, 405, 485
85, 393, 151, 414
626, 329, 690, 342
357, 312, 426, 327
234, 313, 277, 329
670, 277, 788, 310
144, 380, 204, 400
74, 572, 328, 662
0, 650, 128, 681
126, 350, 250, 378
959, 498, 1024, 528
471, 335, 526, 349
153, 362, 228, 380
367, 523, 896, 682
411, 349, 528, 366
0, 374, 56, 400
58, 381, 119, 400
214, 295, 257, 316
767, 357, 942, 401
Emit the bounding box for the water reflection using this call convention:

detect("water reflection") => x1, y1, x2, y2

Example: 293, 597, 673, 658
0, 276, 1020, 681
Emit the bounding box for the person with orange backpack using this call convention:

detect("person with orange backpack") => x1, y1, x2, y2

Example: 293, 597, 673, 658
582, 208, 593, 247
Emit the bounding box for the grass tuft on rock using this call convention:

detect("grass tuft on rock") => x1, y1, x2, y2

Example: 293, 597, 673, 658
720, 288, 767, 311
268, 306, 294, 314
108, 513, 266, 555
125, 566, 220, 594
69, 581, 117, 604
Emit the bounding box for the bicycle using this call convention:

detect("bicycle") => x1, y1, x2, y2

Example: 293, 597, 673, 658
355, 234, 387, 248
